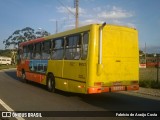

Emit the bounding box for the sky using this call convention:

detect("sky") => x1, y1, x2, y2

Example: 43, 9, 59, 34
0, 0, 160, 53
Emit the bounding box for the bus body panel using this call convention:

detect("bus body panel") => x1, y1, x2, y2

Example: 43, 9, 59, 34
47, 60, 64, 78
87, 25, 98, 87
103, 26, 139, 83
62, 60, 87, 93
87, 25, 139, 93
63, 60, 87, 81
47, 60, 68, 92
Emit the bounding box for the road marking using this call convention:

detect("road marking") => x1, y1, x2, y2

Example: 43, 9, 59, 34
0, 99, 25, 120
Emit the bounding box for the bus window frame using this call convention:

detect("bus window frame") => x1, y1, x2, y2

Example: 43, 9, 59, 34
34, 42, 42, 59
65, 33, 81, 60
51, 37, 64, 60
42, 40, 52, 60
28, 44, 34, 59
81, 32, 89, 60
23, 45, 28, 59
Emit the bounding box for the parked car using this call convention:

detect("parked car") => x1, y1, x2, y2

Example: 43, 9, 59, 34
0, 56, 11, 65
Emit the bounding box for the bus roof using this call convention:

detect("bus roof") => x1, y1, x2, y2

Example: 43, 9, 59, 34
19, 24, 137, 47
19, 24, 93, 47
19, 37, 45, 47
44, 24, 92, 40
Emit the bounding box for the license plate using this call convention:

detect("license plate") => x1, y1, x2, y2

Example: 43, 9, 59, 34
111, 86, 125, 91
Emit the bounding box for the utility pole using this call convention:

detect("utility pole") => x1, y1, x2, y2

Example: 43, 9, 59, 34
56, 20, 58, 33
145, 42, 147, 65
74, 0, 79, 28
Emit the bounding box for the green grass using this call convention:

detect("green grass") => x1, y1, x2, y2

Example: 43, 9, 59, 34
139, 80, 160, 89
0, 64, 16, 70
139, 68, 160, 89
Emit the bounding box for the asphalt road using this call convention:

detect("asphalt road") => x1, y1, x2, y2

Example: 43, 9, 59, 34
0, 69, 160, 120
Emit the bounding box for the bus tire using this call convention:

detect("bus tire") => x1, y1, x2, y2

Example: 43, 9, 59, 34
47, 74, 56, 92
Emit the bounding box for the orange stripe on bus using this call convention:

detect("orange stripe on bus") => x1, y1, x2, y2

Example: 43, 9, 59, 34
26, 72, 45, 83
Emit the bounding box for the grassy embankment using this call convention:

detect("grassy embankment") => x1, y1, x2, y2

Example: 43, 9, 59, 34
139, 80, 160, 89
139, 68, 160, 89
0, 64, 16, 70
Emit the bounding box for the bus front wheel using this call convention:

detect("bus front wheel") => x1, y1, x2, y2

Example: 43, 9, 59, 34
21, 70, 27, 83
47, 74, 56, 92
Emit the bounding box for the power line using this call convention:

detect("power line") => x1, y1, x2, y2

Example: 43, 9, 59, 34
57, 0, 75, 17
56, 0, 79, 29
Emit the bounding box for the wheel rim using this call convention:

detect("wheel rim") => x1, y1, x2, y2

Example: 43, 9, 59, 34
48, 78, 53, 90
22, 73, 25, 80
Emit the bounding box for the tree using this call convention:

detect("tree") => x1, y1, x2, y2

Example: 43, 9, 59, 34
139, 50, 144, 56
3, 27, 50, 49
0, 49, 12, 57
36, 29, 50, 38
3, 27, 50, 64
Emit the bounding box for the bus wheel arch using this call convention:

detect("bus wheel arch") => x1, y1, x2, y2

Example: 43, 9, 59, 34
47, 73, 56, 92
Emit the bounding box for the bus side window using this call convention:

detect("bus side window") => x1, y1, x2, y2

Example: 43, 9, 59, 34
28, 44, 34, 59
23, 46, 28, 59
17, 49, 22, 61
65, 35, 81, 60
34, 43, 41, 59
52, 38, 64, 60
81, 33, 89, 60
73, 35, 81, 60
42, 40, 51, 59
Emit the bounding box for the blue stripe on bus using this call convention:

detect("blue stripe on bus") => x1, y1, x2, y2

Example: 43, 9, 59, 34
29, 60, 48, 73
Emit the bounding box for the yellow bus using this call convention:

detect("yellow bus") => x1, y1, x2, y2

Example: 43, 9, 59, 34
17, 23, 139, 94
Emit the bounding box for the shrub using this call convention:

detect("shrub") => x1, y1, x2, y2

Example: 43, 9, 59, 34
139, 80, 160, 89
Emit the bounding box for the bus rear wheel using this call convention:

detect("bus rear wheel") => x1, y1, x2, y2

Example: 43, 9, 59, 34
47, 74, 56, 92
